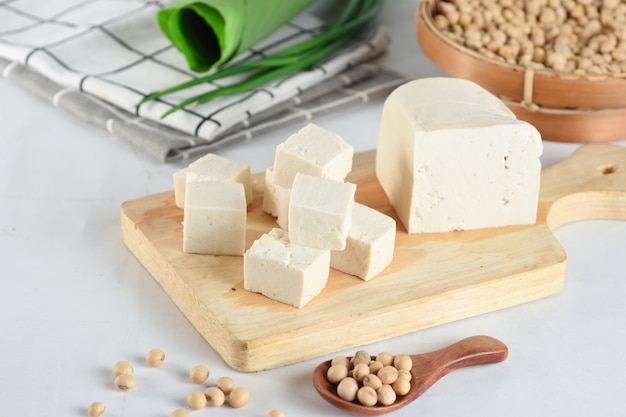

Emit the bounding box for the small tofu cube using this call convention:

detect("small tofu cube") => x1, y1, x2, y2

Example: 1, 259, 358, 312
244, 228, 330, 308
288, 173, 356, 250
273, 123, 354, 189
174, 153, 252, 208
261, 166, 291, 229
262, 167, 278, 216
182, 174, 246, 255
331, 203, 396, 281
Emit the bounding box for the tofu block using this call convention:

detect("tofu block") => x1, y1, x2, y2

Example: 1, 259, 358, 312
174, 153, 252, 208
261, 166, 291, 229
288, 173, 356, 250
244, 228, 330, 308
330, 203, 396, 281
182, 173, 246, 255
273, 123, 354, 189
376, 77, 543, 234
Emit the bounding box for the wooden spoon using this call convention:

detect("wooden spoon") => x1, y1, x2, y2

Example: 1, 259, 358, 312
312, 335, 508, 415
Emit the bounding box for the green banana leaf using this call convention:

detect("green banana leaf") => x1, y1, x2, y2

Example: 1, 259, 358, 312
158, 0, 317, 72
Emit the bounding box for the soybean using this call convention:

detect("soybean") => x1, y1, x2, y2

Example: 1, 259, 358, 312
393, 354, 413, 372
145, 348, 165, 367
189, 365, 209, 384
186, 391, 206, 410
216, 376, 236, 395
352, 363, 370, 383
377, 366, 399, 385
375, 352, 394, 367
377, 384, 397, 406
111, 361, 133, 377
362, 373, 383, 391
368, 360, 384, 374
204, 386, 225, 407
113, 374, 136, 392
357, 386, 378, 406
327, 364, 349, 384
392, 378, 412, 396
352, 350, 371, 366
337, 377, 359, 402
228, 387, 250, 408
87, 402, 105, 417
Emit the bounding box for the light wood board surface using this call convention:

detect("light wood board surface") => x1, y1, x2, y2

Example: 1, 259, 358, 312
120, 144, 626, 372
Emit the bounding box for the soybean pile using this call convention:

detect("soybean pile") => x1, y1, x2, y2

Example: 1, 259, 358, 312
432, 0, 626, 75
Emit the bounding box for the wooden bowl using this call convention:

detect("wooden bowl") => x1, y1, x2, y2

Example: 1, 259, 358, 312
416, 0, 626, 143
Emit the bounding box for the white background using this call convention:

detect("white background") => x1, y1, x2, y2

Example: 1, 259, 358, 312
1, 2, 626, 416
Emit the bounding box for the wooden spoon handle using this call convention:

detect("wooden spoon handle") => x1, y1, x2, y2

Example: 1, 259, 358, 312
431, 335, 508, 369
410, 335, 508, 397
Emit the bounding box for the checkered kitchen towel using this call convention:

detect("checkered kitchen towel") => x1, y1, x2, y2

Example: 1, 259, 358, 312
0, 0, 407, 162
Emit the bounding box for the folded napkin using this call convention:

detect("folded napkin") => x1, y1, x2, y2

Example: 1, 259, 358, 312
0, 0, 407, 162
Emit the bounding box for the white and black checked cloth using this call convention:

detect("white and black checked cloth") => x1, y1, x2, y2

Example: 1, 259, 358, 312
0, 0, 407, 161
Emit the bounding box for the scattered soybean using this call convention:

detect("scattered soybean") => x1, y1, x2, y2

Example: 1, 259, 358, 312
228, 387, 250, 408
204, 386, 226, 407
145, 348, 165, 367
113, 374, 136, 392
111, 361, 133, 377
189, 365, 210, 384
186, 391, 207, 410
87, 402, 105, 417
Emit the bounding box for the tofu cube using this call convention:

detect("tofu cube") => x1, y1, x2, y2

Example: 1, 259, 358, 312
261, 166, 291, 229
244, 228, 330, 308
376, 77, 543, 234
174, 153, 252, 208
262, 167, 278, 216
182, 174, 246, 255
330, 203, 396, 281
273, 123, 354, 189
288, 173, 356, 250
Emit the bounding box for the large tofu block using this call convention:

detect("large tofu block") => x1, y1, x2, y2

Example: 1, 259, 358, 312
244, 228, 330, 309
261, 166, 291, 230
174, 153, 252, 208
376, 77, 543, 234
288, 173, 356, 250
330, 203, 396, 281
182, 174, 246, 255
273, 123, 354, 189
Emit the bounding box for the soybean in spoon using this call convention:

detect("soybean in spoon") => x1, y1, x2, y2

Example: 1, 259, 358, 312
312, 335, 508, 416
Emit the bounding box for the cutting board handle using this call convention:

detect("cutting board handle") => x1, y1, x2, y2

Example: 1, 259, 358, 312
539, 144, 626, 230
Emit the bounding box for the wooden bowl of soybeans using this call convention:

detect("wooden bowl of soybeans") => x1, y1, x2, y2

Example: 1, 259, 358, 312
416, 0, 626, 143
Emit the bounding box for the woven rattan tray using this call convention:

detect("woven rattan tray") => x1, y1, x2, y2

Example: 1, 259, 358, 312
416, 0, 626, 143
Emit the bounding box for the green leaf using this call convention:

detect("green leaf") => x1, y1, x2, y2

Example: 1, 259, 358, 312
158, 0, 315, 72
143, 0, 382, 117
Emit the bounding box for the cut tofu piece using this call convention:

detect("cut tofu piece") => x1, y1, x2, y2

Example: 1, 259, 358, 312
330, 203, 396, 281
376, 77, 543, 234
174, 153, 252, 208
262, 167, 278, 216
261, 166, 291, 230
288, 173, 356, 250
182, 173, 246, 255
244, 228, 330, 309
273, 123, 354, 189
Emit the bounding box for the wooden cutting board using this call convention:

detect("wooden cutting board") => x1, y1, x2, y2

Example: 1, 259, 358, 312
121, 144, 626, 372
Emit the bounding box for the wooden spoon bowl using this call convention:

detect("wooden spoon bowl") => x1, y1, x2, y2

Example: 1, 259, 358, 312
312, 335, 508, 415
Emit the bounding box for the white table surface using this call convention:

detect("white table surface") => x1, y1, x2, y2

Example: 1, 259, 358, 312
2, 2, 626, 416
